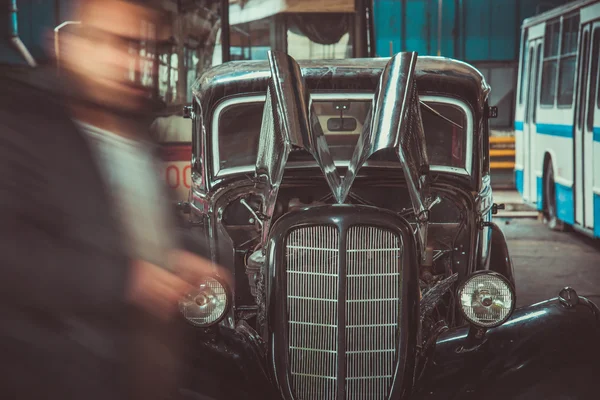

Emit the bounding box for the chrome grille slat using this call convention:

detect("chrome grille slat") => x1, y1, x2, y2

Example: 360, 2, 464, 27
287, 226, 339, 400
285, 224, 401, 400
346, 226, 401, 400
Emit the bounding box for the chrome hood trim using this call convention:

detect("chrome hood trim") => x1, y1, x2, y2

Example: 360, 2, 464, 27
255, 51, 342, 243
341, 52, 430, 213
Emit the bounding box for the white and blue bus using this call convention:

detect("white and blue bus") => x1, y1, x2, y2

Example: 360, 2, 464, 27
515, 0, 600, 238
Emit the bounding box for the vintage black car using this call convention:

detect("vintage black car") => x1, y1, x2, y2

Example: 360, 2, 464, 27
175, 52, 600, 400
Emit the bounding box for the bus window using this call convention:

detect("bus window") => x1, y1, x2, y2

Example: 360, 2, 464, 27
557, 14, 580, 106
228, 17, 272, 61
533, 45, 542, 123
541, 19, 560, 106
519, 29, 528, 105
578, 31, 590, 130
597, 30, 600, 110
546, 19, 561, 55
223, 2, 369, 62
525, 47, 534, 123
588, 29, 600, 130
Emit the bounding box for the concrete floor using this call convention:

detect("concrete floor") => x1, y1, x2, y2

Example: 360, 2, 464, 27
495, 216, 600, 307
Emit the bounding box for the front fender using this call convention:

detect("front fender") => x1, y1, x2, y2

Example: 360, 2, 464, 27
178, 322, 278, 400
488, 222, 516, 288
414, 290, 600, 400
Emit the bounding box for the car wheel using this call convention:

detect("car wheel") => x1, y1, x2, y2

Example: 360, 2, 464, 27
543, 161, 566, 231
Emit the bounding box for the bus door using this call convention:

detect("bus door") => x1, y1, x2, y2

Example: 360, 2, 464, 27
574, 22, 599, 229
592, 24, 600, 234
523, 39, 543, 203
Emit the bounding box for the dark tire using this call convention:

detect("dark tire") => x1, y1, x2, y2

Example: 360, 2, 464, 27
543, 161, 567, 231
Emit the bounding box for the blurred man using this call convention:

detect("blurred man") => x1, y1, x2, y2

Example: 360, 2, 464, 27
0, 1, 220, 399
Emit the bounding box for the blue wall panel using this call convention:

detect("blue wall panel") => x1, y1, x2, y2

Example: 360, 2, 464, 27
405, 0, 429, 55
489, 0, 518, 61
464, 0, 491, 61
373, 0, 403, 57
440, 0, 456, 57
374, 0, 574, 62
28, 0, 58, 60
374, 0, 460, 58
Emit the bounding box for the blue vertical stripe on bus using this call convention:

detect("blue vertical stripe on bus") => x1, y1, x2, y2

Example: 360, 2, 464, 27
555, 183, 574, 226
594, 127, 600, 142
515, 169, 524, 195
536, 124, 573, 138
514, 121, 523, 131
594, 194, 600, 238
536, 176, 543, 211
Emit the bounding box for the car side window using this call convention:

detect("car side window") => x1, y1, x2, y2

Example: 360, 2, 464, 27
420, 102, 468, 169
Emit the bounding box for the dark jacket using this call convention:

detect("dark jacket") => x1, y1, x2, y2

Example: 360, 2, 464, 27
0, 68, 133, 400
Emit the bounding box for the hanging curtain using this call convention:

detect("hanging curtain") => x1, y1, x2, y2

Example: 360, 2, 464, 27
287, 13, 351, 45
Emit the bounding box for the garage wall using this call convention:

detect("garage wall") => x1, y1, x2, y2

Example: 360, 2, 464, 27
473, 61, 518, 128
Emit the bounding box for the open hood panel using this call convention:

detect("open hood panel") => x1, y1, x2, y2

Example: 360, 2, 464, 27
255, 51, 431, 246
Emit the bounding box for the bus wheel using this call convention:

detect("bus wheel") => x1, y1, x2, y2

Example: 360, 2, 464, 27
544, 162, 566, 231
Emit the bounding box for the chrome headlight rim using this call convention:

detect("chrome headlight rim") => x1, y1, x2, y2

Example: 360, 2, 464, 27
457, 270, 516, 329
179, 275, 231, 328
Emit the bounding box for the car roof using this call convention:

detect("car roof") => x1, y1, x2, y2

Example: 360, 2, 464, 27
192, 56, 490, 117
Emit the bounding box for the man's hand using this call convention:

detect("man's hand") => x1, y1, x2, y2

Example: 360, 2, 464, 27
169, 249, 223, 288
127, 251, 228, 321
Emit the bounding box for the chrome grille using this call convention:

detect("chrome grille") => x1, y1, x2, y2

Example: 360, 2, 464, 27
285, 224, 402, 400
286, 226, 339, 400
346, 226, 401, 400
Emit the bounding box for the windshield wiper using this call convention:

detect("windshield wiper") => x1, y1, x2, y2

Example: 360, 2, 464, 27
420, 101, 464, 130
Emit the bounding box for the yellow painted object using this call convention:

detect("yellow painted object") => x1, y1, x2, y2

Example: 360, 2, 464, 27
490, 161, 515, 169
489, 135, 515, 170
489, 136, 515, 144
490, 149, 516, 157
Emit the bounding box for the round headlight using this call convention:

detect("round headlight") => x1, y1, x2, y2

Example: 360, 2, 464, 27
458, 271, 515, 328
179, 277, 230, 327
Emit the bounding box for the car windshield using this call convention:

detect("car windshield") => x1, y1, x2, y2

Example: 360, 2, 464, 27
214, 95, 470, 176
